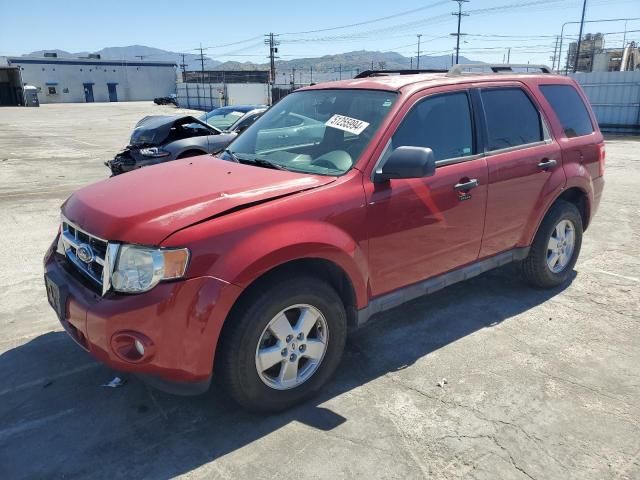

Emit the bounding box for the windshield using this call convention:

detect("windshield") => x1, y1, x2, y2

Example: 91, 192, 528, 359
224, 89, 397, 176
201, 108, 248, 130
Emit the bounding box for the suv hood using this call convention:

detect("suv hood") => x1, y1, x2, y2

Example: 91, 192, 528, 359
63, 156, 336, 245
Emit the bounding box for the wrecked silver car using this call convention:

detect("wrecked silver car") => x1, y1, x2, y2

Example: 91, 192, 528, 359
105, 108, 265, 176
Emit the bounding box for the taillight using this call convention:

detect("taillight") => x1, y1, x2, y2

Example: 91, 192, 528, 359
597, 143, 606, 177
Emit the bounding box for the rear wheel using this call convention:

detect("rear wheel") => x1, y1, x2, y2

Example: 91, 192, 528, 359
520, 200, 583, 288
216, 276, 347, 412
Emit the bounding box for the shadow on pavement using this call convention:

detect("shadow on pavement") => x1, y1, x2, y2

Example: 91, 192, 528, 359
0, 265, 574, 479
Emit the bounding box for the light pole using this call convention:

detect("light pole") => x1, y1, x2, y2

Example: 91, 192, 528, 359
417, 34, 422, 69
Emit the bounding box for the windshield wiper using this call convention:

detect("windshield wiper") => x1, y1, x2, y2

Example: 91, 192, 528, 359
249, 158, 289, 171
233, 154, 289, 171
219, 149, 240, 162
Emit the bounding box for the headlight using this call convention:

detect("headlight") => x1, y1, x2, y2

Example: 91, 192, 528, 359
139, 147, 170, 157
111, 245, 190, 293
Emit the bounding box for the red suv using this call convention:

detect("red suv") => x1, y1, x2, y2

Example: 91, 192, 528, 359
44, 65, 605, 411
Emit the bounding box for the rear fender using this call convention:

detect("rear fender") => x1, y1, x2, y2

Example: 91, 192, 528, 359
517, 163, 567, 247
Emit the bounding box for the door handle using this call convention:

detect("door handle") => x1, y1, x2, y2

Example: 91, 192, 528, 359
537, 159, 557, 169
454, 179, 479, 191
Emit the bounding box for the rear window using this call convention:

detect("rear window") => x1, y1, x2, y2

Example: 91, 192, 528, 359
540, 84, 594, 138
481, 88, 543, 151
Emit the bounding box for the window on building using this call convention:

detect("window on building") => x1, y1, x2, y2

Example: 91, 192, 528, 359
391, 91, 474, 161
63, 88, 69, 94
48, 86, 57, 95
540, 84, 594, 138
481, 88, 543, 151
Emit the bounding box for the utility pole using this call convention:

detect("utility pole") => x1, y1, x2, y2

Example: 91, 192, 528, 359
416, 34, 422, 69
451, 0, 469, 65
339, 64, 342, 80
291, 68, 296, 87
179, 53, 188, 81
264, 33, 280, 85
551, 36, 560, 71
310, 66, 313, 84
198, 44, 206, 84
573, 0, 588, 73
507, 47, 511, 63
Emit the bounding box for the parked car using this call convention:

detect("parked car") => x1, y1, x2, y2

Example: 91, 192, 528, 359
105, 106, 266, 175
200, 105, 268, 131
153, 93, 177, 105
45, 65, 604, 412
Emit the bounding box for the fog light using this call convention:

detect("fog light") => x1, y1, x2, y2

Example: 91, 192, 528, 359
111, 331, 154, 363
134, 339, 145, 356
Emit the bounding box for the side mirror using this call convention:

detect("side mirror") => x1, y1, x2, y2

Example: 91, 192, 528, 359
374, 146, 436, 183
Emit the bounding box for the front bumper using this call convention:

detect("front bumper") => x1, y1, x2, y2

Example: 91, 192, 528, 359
43, 237, 242, 395
106, 148, 174, 176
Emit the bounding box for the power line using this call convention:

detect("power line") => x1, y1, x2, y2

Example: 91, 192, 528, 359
280, 1, 449, 35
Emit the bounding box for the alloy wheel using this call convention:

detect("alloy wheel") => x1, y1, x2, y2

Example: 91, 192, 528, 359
255, 304, 329, 390
546, 219, 576, 273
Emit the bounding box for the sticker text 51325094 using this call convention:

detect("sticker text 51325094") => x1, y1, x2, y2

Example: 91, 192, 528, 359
325, 114, 370, 136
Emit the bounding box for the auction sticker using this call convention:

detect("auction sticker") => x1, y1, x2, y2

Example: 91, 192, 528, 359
325, 114, 370, 135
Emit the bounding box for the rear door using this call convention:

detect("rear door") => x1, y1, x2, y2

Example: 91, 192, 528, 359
365, 88, 488, 297
538, 83, 602, 180
477, 84, 564, 257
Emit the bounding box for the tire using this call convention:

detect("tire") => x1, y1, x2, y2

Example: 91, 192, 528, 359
520, 200, 583, 289
216, 276, 347, 412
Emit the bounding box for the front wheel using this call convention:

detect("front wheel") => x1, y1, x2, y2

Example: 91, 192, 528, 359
216, 276, 347, 412
520, 200, 583, 288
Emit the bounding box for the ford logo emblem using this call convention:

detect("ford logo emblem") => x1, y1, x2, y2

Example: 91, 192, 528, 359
76, 243, 95, 264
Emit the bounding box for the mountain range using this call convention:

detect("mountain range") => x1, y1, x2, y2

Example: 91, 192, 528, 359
24, 45, 476, 83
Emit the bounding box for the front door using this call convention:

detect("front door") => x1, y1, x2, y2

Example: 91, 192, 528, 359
107, 83, 117, 102
83, 84, 94, 103
366, 90, 488, 297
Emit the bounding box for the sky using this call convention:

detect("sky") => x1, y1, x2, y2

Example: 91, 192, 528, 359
0, 0, 638, 67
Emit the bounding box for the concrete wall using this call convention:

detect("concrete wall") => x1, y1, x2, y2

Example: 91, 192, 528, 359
177, 82, 269, 110
570, 70, 640, 132
7, 58, 177, 104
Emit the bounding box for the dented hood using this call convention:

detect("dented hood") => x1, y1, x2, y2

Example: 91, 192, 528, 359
63, 156, 336, 245
130, 115, 219, 146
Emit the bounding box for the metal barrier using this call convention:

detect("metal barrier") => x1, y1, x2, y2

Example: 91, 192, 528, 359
570, 71, 640, 133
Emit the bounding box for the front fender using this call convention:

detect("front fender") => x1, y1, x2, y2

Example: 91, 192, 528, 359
218, 220, 369, 309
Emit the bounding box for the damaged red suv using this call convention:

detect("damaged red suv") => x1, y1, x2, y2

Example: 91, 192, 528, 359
44, 65, 605, 411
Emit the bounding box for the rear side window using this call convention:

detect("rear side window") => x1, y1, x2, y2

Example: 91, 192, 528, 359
481, 88, 543, 151
392, 92, 474, 161
540, 84, 594, 138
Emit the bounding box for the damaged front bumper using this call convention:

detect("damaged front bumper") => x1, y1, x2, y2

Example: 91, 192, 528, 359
105, 148, 169, 176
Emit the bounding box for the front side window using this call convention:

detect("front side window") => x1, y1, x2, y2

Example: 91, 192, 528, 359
226, 89, 397, 175
390, 91, 474, 162
481, 88, 543, 151
540, 84, 594, 138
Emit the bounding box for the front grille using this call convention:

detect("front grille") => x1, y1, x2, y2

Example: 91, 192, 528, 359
60, 218, 116, 295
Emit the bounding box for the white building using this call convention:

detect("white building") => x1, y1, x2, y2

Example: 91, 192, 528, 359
0, 54, 177, 105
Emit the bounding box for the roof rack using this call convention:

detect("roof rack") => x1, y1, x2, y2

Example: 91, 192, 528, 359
354, 69, 448, 79
448, 63, 553, 76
